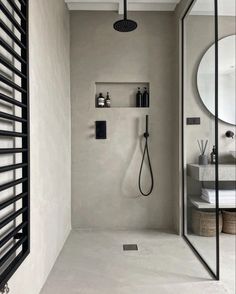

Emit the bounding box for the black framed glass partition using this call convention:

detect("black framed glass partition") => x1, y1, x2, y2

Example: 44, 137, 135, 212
182, 0, 220, 279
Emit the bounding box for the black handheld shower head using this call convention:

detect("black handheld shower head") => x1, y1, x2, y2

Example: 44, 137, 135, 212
138, 115, 154, 197
113, 0, 137, 32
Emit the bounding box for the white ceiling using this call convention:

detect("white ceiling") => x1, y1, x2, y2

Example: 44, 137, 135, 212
65, 0, 181, 13
191, 0, 236, 16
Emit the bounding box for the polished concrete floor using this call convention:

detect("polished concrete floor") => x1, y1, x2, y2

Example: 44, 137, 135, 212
188, 233, 236, 294
40, 230, 233, 294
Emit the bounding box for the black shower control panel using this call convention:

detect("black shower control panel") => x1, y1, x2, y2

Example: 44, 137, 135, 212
187, 117, 201, 125
95, 121, 107, 139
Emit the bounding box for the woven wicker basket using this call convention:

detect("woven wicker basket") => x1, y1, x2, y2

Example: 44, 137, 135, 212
192, 209, 223, 237
222, 210, 236, 235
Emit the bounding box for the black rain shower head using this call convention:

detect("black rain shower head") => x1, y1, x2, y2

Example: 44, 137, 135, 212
113, 0, 137, 32
113, 19, 137, 32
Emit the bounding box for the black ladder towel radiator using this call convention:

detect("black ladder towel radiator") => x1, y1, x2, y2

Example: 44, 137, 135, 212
0, 0, 29, 290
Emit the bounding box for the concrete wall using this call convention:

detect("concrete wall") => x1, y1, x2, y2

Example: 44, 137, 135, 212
8, 1, 71, 293
71, 11, 177, 230
172, 1, 187, 234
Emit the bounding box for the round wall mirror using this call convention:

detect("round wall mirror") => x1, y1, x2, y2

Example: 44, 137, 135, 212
197, 35, 236, 125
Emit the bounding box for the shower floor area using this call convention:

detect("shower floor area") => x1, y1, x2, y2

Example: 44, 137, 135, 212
40, 230, 231, 294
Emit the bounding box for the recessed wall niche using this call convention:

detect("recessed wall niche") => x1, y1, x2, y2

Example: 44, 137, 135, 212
95, 82, 150, 108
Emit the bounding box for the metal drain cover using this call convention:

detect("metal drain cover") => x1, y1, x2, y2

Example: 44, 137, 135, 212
123, 244, 138, 251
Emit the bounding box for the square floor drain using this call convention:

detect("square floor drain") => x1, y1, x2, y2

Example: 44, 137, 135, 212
123, 244, 138, 251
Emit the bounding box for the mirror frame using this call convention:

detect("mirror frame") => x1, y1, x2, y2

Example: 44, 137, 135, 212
197, 35, 236, 125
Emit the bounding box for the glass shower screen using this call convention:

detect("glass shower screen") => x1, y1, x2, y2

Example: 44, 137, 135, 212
182, 0, 219, 279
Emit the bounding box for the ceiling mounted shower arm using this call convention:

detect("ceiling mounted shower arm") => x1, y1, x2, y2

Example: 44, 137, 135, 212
124, 0, 127, 19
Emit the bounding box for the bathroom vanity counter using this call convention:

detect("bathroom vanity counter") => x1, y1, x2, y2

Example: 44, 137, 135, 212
188, 164, 236, 209
187, 164, 236, 181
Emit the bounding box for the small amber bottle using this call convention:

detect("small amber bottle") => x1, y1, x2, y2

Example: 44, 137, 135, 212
210, 145, 216, 164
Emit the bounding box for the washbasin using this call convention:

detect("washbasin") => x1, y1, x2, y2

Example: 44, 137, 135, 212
230, 151, 236, 159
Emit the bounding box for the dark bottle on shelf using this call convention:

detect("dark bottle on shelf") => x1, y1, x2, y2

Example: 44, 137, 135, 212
210, 145, 216, 164
142, 87, 149, 107
136, 87, 142, 107
97, 93, 105, 107
105, 92, 111, 108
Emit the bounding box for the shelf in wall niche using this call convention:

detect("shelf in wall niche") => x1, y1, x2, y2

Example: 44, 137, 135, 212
95, 82, 150, 108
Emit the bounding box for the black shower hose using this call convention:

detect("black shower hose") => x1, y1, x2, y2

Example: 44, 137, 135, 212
138, 119, 154, 197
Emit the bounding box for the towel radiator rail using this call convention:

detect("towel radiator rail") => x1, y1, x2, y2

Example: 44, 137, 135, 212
0, 0, 29, 290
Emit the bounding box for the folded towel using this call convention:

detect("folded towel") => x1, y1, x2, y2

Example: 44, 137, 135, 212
202, 194, 236, 201
202, 188, 236, 198
201, 194, 236, 204
201, 188, 236, 205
